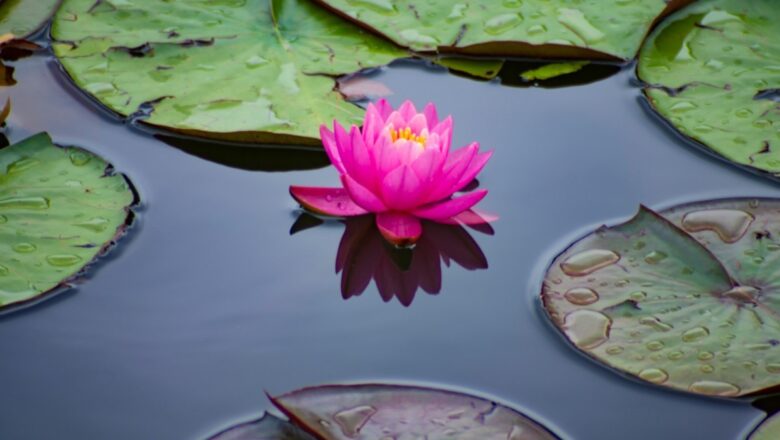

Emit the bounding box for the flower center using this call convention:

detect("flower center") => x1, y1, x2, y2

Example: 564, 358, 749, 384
390, 127, 426, 145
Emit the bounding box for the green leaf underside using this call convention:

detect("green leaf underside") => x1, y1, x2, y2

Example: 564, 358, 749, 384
51, 0, 406, 145
273, 384, 558, 439
638, 0, 780, 177
751, 412, 780, 440
542, 198, 780, 397
314, 0, 693, 61
0, 0, 61, 38
208, 413, 315, 440
521, 61, 589, 81
0, 133, 134, 309
435, 56, 504, 79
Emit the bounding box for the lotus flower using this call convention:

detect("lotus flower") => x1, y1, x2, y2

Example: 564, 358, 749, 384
290, 99, 494, 245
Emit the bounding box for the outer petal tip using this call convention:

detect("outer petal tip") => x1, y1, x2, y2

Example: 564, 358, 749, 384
290, 186, 368, 217
376, 212, 422, 246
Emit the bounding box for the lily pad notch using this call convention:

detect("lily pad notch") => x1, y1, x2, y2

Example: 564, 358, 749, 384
542, 198, 780, 398
0, 133, 139, 311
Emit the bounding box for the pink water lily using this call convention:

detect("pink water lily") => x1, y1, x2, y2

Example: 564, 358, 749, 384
290, 99, 494, 245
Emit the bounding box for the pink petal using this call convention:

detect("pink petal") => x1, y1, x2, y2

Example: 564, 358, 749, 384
372, 135, 402, 177
375, 98, 393, 120
375, 212, 422, 245
386, 111, 406, 130
426, 143, 478, 202
341, 174, 387, 212
407, 114, 428, 134
423, 102, 439, 128
362, 110, 383, 145
432, 116, 452, 137
289, 186, 368, 217
398, 100, 418, 121
413, 190, 488, 221
453, 150, 492, 192
380, 165, 423, 211
347, 126, 375, 189
320, 125, 345, 174
333, 121, 354, 172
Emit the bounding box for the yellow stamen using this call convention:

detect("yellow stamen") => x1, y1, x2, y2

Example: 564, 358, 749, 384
390, 126, 426, 145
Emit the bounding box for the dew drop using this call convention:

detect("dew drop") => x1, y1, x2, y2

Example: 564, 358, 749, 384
766, 363, 780, 373
697, 351, 714, 361
646, 340, 665, 351
682, 326, 709, 342
0, 196, 51, 210
484, 13, 523, 35
334, 405, 377, 437
605, 345, 624, 355
629, 291, 647, 301
639, 368, 669, 384
13, 243, 36, 253
670, 101, 697, 112
557, 8, 604, 43
689, 380, 740, 396
346, 0, 396, 14
644, 251, 668, 264
7, 157, 40, 173
639, 316, 673, 332
528, 24, 546, 35
46, 254, 83, 267
560, 249, 619, 276
681, 209, 754, 243
667, 350, 684, 360
69, 150, 92, 166
447, 3, 467, 20
563, 310, 611, 349
564, 287, 599, 305
398, 29, 438, 46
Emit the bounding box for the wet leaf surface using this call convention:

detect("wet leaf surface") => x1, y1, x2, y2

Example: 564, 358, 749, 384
207, 413, 315, 440
638, 0, 780, 180
314, 0, 692, 61
0, 0, 61, 38
0, 133, 136, 310
271, 384, 558, 439
51, 0, 406, 145
750, 412, 780, 440
543, 198, 780, 398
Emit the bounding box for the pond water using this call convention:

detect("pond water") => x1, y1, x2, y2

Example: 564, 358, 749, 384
0, 46, 777, 439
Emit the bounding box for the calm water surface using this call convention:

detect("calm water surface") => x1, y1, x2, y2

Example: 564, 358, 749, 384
0, 50, 777, 439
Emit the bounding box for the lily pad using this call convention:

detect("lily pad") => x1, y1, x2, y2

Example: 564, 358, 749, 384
0, 0, 61, 38
0, 133, 136, 310
51, 0, 406, 145
313, 0, 693, 61
638, 0, 780, 179
542, 198, 780, 397
271, 384, 558, 439
207, 413, 315, 440
750, 412, 780, 440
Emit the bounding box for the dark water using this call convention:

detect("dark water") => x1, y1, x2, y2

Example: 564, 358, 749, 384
1, 49, 778, 439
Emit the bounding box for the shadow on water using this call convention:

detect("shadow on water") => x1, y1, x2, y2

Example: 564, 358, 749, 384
291, 213, 490, 307
155, 133, 330, 172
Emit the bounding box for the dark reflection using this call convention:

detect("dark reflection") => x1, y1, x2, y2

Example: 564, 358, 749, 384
753, 394, 780, 416
293, 214, 490, 307
155, 134, 330, 172
444, 58, 621, 88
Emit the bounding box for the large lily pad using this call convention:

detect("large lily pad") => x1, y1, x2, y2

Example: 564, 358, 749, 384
272, 384, 558, 439
543, 198, 780, 397
0, 133, 136, 310
51, 0, 406, 145
751, 412, 780, 440
0, 0, 61, 38
638, 0, 780, 179
313, 0, 693, 61
207, 413, 315, 440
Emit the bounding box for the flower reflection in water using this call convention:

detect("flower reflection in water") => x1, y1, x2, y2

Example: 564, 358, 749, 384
292, 214, 490, 307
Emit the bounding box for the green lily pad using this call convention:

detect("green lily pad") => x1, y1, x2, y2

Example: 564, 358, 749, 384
0, 133, 136, 310
751, 412, 780, 440
51, 0, 406, 145
207, 413, 315, 440
0, 0, 61, 38
271, 384, 558, 439
542, 198, 780, 397
638, 0, 780, 179
520, 61, 589, 82
313, 0, 693, 61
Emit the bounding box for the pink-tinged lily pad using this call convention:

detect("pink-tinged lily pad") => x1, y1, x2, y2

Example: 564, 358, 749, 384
542, 198, 780, 398
207, 413, 315, 440
271, 384, 557, 440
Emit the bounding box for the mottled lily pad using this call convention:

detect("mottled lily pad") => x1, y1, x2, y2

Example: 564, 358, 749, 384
271, 384, 557, 439
0, 0, 61, 38
51, 0, 405, 145
0, 133, 136, 310
638, 0, 780, 179
314, 0, 693, 61
207, 413, 315, 440
543, 198, 780, 397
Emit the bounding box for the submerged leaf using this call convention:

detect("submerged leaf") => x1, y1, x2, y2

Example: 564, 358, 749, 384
314, 0, 693, 61
207, 413, 315, 440
0, 0, 61, 38
638, 0, 780, 179
0, 133, 136, 310
51, 0, 406, 145
272, 384, 558, 439
521, 61, 589, 81
543, 199, 780, 397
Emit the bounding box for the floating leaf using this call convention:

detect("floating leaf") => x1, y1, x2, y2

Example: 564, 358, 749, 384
314, 0, 693, 61
207, 413, 315, 440
435, 56, 505, 79
751, 412, 780, 440
51, 0, 406, 145
0, 0, 61, 38
638, 0, 780, 179
521, 61, 589, 82
0, 133, 136, 310
542, 198, 780, 397
272, 384, 558, 439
